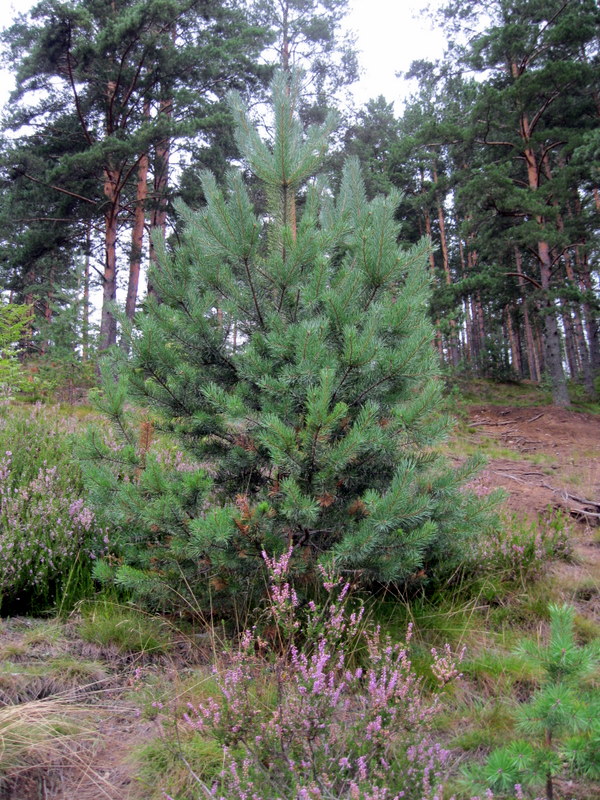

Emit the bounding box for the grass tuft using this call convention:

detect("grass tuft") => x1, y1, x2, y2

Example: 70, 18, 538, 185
76, 599, 172, 656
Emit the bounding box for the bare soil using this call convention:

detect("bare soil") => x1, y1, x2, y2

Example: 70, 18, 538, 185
461, 404, 600, 523
459, 404, 600, 626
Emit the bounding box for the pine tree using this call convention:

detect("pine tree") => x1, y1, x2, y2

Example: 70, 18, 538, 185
1, 0, 270, 349
421, 0, 600, 403
466, 604, 600, 800
81, 72, 498, 612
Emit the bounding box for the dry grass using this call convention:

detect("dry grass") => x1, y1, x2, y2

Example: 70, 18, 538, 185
0, 696, 95, 795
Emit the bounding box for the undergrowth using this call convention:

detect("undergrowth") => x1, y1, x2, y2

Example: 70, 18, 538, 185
0, 402, 106, 613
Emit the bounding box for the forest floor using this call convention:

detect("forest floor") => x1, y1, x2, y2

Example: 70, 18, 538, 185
1, 397, 599, 800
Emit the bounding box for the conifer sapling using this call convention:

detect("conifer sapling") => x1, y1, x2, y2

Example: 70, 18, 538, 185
81, 72, 498, 610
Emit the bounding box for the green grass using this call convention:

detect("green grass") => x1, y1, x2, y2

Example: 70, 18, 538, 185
445, 699, 517, 751
447, 377, 600, 414
461, 650, 543, 692
134, 730, 226, 800
450, 378, 553, 408
76, 600, 172, 656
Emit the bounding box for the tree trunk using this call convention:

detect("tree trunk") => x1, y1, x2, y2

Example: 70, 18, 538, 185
515, 249, 540, 382
99, 77, 120, 351
82, 224, 91, 362
513, 63, 568, 404
505, 304, 521, 377
433, 165, 459, 366
545, 160, 594, 394
458, 237, 471, 363
564, 252, 594, 394
148, 90, 173, 298
521, 138, 568, 403
421, 190, 443, 360
126, 148, 149, 320
99, 166, 119, 350
574, 245, 600, 377
538, 240, 569, 405
561, 306, 579, 379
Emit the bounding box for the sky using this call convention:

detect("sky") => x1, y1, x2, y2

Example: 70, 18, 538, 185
0, 0, 446, 113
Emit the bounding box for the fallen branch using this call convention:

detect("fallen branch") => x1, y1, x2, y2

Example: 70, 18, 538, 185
470, 419, 516, 427
493, 471, 529, 484
541, 483, 600, 510
525, 413, 544, 423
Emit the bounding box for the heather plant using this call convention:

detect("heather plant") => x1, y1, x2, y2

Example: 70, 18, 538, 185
0, 404, 107, 612
178, 549, 464, 800
473, 510, 572, 586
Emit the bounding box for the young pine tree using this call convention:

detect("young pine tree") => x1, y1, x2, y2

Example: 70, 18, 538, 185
467, 604, 600, 800
81, 73, 497, 612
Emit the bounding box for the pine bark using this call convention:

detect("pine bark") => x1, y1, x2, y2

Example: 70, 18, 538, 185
148, 95, 173, 299
82, 224, 91, 362
515, 249, 540, 382
126, 143, 149, 320
505, 305, 522, 377
517, 94, 568, 405
433, 165, 459, 366
99, 165, 119, 350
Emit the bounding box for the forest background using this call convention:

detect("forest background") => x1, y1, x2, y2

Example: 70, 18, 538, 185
0, 0, 598, 407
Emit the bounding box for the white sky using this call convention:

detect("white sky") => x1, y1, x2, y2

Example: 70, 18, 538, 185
0, 0, 446, 113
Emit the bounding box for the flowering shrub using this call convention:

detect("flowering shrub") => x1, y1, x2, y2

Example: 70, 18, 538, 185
180, 551, 465, 800
0, 404, 107, 611
474, 510, 572, 585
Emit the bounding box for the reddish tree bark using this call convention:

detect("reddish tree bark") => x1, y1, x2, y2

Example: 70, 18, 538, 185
126, 140, 149, 320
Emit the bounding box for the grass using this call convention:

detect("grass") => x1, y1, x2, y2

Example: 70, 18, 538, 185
76, 599, 172, 656
134, 729, 225, 800
460, 650, 543, 694
449, 377, 553, 407
449, 376, 600, 412
443, 698, 517, 751
0, 697, 95, 794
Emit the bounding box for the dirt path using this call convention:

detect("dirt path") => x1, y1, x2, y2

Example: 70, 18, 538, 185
460, 404, 600, 624
462, 404, 600, 522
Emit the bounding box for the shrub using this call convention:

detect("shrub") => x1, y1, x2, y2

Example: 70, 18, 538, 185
0, 302, 30, 396
0, 404, 106, 612
177, 550, 464, 800
474, 510, 572, 586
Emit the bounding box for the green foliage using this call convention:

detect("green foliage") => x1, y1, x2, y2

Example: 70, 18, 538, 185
82, 71, 499, 614
0, 302, 30, 395
472, 509, 573, 587
135, 732, 224, 800
465, 603, 600, 799
0, 404, 105, 613
77, 601, 171, 655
